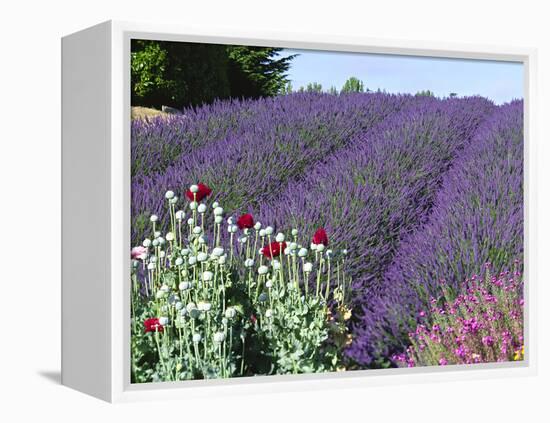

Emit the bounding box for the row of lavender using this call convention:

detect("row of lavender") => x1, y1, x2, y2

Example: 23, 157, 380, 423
132, 92, 408, 179
132, 92, 409, 243
347, 101, 524, 365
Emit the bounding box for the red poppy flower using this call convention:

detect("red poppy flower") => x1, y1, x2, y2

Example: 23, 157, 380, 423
261, 241, 287, 259
144, 317, 164, 333
312, 228, 329, 246
250, 314, 257, 324
185, 183, 212, 202
237, 213, 254, 230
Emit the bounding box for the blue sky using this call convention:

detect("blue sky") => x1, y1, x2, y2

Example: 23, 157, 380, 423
279, 49, 523, 105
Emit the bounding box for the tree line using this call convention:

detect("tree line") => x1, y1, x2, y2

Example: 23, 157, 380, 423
131, 40, 296, 109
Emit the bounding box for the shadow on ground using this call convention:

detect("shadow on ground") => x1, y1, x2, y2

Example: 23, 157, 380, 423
37, 370, 61, 384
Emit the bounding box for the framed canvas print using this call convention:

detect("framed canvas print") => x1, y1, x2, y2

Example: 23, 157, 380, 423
61, 21, 537, 402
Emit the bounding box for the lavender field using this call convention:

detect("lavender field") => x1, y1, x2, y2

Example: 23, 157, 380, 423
130, 92, 524, 381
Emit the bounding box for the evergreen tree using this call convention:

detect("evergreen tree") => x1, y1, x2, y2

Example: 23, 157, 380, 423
131, 40, 296, 108
131, 40, 230, 109
226, 47, 296, 99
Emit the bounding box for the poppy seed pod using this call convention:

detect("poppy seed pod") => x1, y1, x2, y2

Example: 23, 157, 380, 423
212, 201, 219, 209
198, 302, 212, 312
259, 229, 266, 237
202, 271, 214, 282
142, 238, 152, 247
265, 226, 274, 235
258, 265, 269, 275
165, 190, 175, 199
214, 207, 224, 216
275, 233, 285, 243
189, 184, 199, 193
192, 333, 202, 343
213, 332, 225, 343
212, 247, 224, 256
175, 210, 185, 220
197, 203, 207, 213
189, 201, 198, 210
304, 262, 313, 272
150, 215, 158, 223
197, 252, 208, 262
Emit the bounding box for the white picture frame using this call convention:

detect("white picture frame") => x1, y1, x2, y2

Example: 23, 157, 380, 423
61, 20, 538, 403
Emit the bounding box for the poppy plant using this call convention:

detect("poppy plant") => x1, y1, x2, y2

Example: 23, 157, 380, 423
312, 228, 329, 246
237, 213, 255, 230
261, 241, 287, 259
185, 182, 212, 202
131, 246, 148, 260
144, 317, 164, 333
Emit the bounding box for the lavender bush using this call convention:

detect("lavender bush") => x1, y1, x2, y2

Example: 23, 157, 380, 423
348, 101, 524, 366
258, 96, 495, 309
